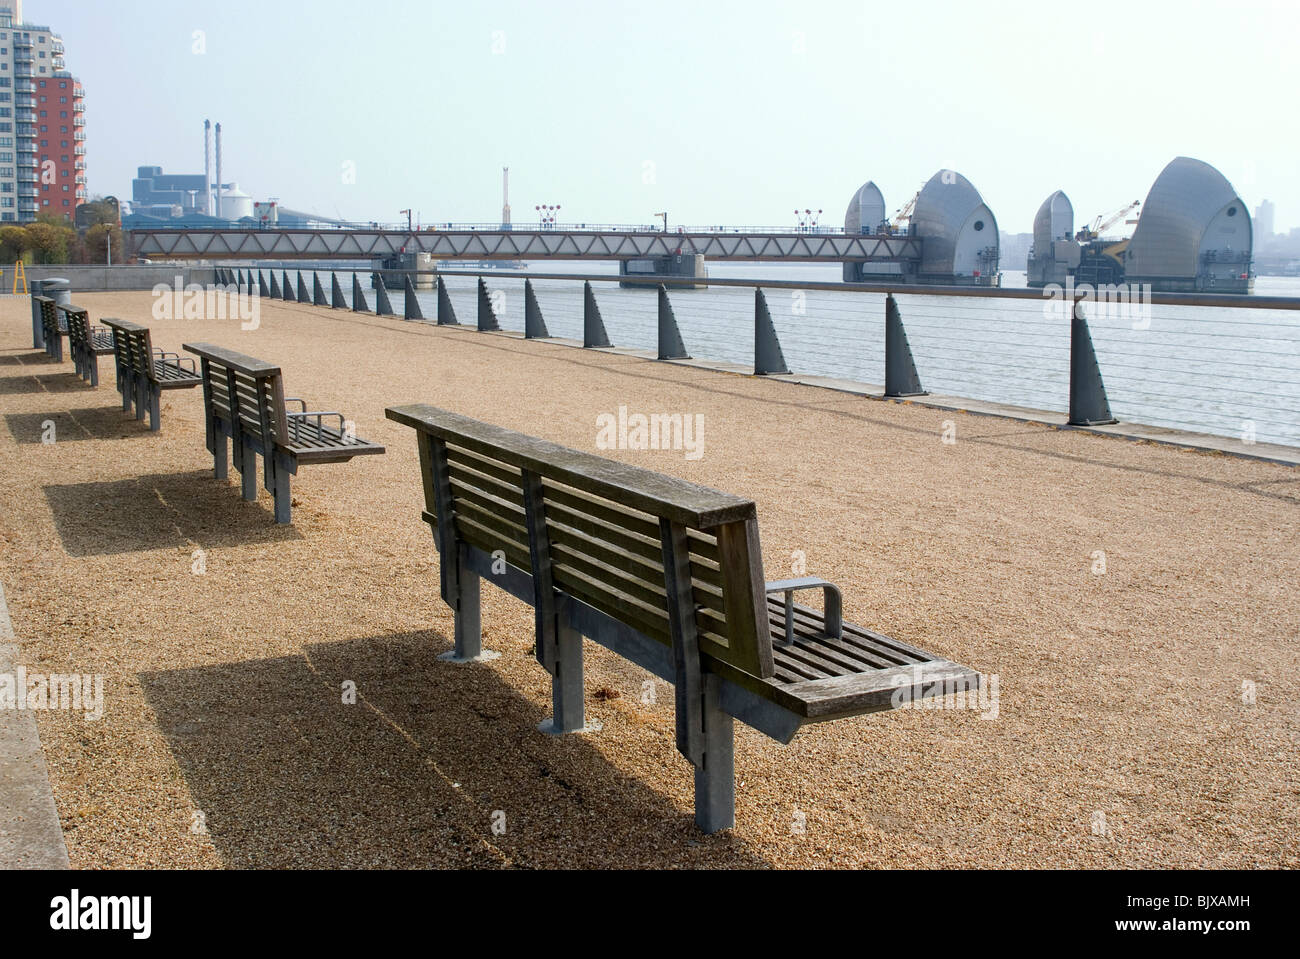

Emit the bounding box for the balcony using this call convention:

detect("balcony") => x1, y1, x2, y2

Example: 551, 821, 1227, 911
16, 112, 36, 123
16, 83, 35, 94
74, 145, 85, 155
74, 174, 86, 184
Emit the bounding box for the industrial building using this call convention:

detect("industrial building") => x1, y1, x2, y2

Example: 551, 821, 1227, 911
1027, 157, 1255, 293
0, 0, 86, 222
841, 170, 1001, 286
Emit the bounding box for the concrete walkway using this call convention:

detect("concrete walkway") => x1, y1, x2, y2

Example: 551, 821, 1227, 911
0, 583, 69, 869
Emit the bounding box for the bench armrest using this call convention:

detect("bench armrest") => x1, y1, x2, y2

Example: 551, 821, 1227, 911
765, 577, 842, 645
284, 396, 308, 414
153, 350, 197, 373
286, 410, 348, 443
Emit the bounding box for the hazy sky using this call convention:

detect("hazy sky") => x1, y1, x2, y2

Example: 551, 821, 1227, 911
40, 0, 1300, 233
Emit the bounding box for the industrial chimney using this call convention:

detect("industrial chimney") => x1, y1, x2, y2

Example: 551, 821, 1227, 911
203, 120, 212, 216
501, 166, 511, 230
215, 123, 223, 219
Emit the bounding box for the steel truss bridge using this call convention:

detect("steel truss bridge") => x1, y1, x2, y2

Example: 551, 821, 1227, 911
128, 227, 922, 263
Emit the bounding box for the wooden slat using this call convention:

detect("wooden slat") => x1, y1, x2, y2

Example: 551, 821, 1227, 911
387, 404, 755, 529
446, 462, 524, 507
544, 501, 664, 565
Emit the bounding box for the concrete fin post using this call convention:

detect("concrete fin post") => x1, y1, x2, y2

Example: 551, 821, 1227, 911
583, 281, 612, 348
404, 274, 424, 320
1068, 297, 1117, 426
281, 271, 294, 301
269, 271, 281, 299
657, 284, 690, 359
754, 288, 791, 375
296, 272, 311, 303
373, 272, 394, 316
331, 272, 347, 309
884, 293, 926, 397
259, 271, 270, 299
352, 273, 370, 312
524, 279, 550, 338
436, 276, 460, 325
243, 269, 252, 289
313, 272, 329, 307
477, 277, 501, 331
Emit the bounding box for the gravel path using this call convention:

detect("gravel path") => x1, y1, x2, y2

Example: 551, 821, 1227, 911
1, 291, 1296, 868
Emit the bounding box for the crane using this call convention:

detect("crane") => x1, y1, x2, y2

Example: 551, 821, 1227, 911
890, 191, 920, 232
1076, 200, 1140, 242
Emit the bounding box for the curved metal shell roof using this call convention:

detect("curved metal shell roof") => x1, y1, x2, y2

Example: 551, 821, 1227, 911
1126, 157, 1252, 279
912, 170, 998, 276
1033, 190, 1073, 251
843, 181, 887, 234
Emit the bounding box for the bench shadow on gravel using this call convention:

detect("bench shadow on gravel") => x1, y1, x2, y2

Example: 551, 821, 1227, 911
6, 407, 153, 443
138, 631, 772, 868
43, 470, 302, 556
0, 370, 91, 395
0, 350, 56, 366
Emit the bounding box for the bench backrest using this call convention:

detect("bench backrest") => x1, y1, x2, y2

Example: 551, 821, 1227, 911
35, 296, 60, 339
59, 305, 90, 354
183, 342, 289, 448
102, 318, 156, 383
386, 405, 776, 681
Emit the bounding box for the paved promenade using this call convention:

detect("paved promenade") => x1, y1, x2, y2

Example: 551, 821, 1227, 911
1, 292, 1296, 868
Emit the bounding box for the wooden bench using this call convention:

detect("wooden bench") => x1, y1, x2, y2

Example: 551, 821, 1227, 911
185, 342, 386, 523
386, 405, 981, 832
58, 304, 114, 387
102, 318, 201, 431
34, 295, 64, 362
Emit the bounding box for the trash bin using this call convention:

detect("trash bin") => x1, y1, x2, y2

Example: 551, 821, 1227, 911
30, 278, 71, 349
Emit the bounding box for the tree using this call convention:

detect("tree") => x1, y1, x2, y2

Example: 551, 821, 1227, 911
23, 221, 75, 264
0, 225, 27, 263
83, 223, 125, 264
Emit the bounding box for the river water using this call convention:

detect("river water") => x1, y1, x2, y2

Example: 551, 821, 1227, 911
348, 261, 1300, 449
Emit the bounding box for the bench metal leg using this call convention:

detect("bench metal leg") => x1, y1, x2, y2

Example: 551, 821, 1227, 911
438, 555, 499, 664
240, 441, 258, 502
539, 624, 587, 734
119, 369, 132, 411
88, 357, 99, 388
271, 456, 292, 524
147, 385, 161, 432
213, 428, 228, 480
693, 675, 735, 833
134, 377, 148, 422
